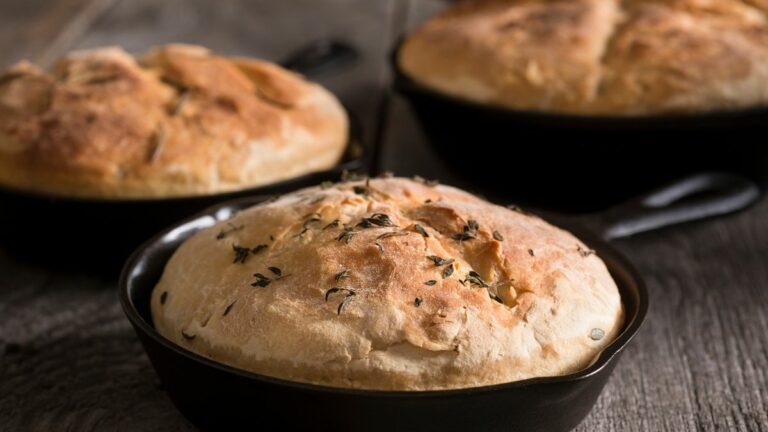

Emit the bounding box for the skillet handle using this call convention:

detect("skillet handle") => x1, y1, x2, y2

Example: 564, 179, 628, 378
593, 172, 761, 240
280, 39, 359, 77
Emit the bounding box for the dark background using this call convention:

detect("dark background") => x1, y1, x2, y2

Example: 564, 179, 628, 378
0, 1, 767, 431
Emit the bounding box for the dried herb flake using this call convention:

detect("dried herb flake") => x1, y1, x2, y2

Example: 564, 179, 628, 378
377, 231, 408, 240
232, 244, 251, 264
427, 255, 455, 267
415, 224, 429, 238
323, 219, 340, 230
442, 265, 454, 279
357, 213, 397, 229
223, 301, 236, 316
251, 273, 272, 287
335, 269, 350, 282
462, 271, 488, 288
216, 223, 244, 240
325, 287, 356, 315
578, 245, 595, 257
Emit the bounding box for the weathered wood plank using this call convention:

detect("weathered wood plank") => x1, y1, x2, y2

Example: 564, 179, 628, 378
1, 0, 768, 431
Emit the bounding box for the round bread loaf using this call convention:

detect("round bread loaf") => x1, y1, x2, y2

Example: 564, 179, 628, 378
398, 0, 768, 115
0, 44, 348, 198
151, 177, 624, 390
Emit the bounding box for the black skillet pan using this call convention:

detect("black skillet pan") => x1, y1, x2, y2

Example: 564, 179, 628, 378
0, 40, 363, 272
120, 190, 656, 432
390, 40, 768, 214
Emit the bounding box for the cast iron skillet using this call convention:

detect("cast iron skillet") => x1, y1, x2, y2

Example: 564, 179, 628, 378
391, 39, 768, 214
121, 191, 654, 432
0, 40, 364, 271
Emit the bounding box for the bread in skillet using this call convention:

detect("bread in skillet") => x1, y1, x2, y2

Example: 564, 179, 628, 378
151, 177, 624, 390
0, 44, 348, 198
398, 0, 768, 115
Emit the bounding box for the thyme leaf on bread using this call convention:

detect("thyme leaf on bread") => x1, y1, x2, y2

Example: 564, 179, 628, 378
427, 255, 454, 267
325, 287, 356, 315
352, 178, 372, 197
467, 220, 479, 231
357, 213, 397, 229
334, 269, 350, 282
216, 223, 244, 240
323, 219, 340, 230
412, 175, 439, 187
303, 213, 322, 230
233, 243, 267, 264
442, 265, 454, 279
424, 280, 437, 286
415, 297, 423, 307
577, 245, 595, 257
252, 267, 289, 287
251, 273, 271, 287
341, 170, 367, 182
493, 230, 504, 241
223, 300, 236, 316
461, 271, 488, 288
337, 295, 355, 315
488, 292, 504, 304
414, 224, 429, 238
353, 185, 369, 197
452, 219, 479, 242
337, 226, 358, 244
506, 204, 526, 213
452, 231, 477, 241
377, 231, 408, 240
232, 244, 251, 264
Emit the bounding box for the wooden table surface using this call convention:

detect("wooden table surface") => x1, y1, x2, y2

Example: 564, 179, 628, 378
1, 1, 767, 431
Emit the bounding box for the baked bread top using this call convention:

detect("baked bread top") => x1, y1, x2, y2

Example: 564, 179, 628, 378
398, 0, 768, 115
0, 44, 348, 198
151, 177, 624, 390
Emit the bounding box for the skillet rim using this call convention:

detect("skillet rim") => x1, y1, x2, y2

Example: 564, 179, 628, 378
118, 194, 649, 398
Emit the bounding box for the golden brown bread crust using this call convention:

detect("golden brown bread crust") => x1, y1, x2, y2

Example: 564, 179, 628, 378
399, 0, 768, 115
151, 178, 624, 390
0, 44, 348, 198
